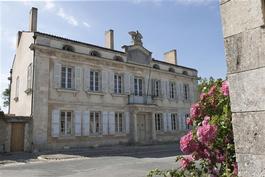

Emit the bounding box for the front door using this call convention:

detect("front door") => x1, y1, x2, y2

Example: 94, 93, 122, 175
11, 123, 25, 152
137, 114, 152, 143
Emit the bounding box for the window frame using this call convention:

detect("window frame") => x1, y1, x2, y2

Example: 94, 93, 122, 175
153, 79, 161, 97
169, 81, 176, 99
90, 70, 101, 92
90, 111, 101, 135
183, 84, 189, 101
185, 114, 190, 130
27, 63, 32, 90
114, 73, 124, 94
171, 113, 178, 131
60, 111, 73, 136
61, 65, 74, 89
115, 112, 125, 133
134, 77, 143, 96
155, 113, 163, 131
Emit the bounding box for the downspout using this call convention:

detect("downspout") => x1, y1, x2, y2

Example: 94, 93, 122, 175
7, 69, 12, 114
31, 34, 36, 117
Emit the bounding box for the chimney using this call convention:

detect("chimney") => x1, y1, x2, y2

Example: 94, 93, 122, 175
164, 49, 177, 65
105, 29, 114, 49
29, 7, 38, 32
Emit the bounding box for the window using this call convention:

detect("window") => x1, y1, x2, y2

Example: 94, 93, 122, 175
184, 84, 190, 100
15, 76, 19, 100
115, 112, 124, 133
155, 113, 163, 131
171, 113, 178, 131
169, 81, 176, 99
90, 71, 100, 92
182, 71, 188, 75
153, 64, 160, 69
62, 45, 75, 52
60, 111, 72, 135
27, 63, 32, 90
169, 67, 175, 73
90, 112, 101, 134
61, 66, 73, 89
114, 74, 123, 94
134, 77, 143, 96
185, 114, 190, 129
114, 56, 124, 62
152, 80, 161, 97
90, 50, 101, 57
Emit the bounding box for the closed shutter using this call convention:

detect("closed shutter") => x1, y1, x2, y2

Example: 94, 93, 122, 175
166, 80, 170, 99
74, 111, 81, 136
176, 82, 180, 101
84, 67, 90, 91
109, 112, 115, 135
178, 113, 183, 131
162, 80, 167, 99
145, 76, 150, 96
75, 67, 82, 90
54, 62, 61, 88
51, 109, 60, 137
82, 111, 90, 136
167, 113, 172, 131
125, 112, 130, 134
102, 111, 109, 135
151, 79, 155, 96
109, 71, 114, 93
124, 73, 130, 94
130, 75, 134, 94
163, 113, 167, 132
179, 83, 183, 101
102, 70, 108, 93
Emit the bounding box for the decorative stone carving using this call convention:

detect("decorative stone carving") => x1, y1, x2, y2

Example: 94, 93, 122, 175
129, 30, 143, 46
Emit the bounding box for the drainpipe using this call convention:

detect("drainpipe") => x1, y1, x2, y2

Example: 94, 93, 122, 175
7, 69, 12, 114
31, 34, 36, 117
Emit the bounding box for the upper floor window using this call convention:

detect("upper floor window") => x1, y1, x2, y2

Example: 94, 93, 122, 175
27, 63, 32, 90
155, 113, 163, 131
90, 50, 101, 57
171, 113, 178, 131
15, 76, 19, 100
153, 64, 160, 69
114, 74, 123, 94
90, 70, 100, 92
115, 112, 125, 133
61, 66, 74, 89
182, 71, 188, 75
152, 79, 161, 97
62, 45, 75, 52
169, 67, 175, 73
60, 111, 72, 136
134, 77, 143, 96
183, 84, 190, 100
90, 111, 101, 134
169, 81, 176, 99
114, 56, 124, 62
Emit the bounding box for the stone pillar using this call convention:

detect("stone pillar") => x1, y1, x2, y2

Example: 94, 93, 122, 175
220, 0, 265, 176
152, 112, 156, 141
29, 7, 38, 32
133, 113, 138, 142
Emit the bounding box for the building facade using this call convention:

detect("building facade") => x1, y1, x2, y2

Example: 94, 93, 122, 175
8, 8, 198, 151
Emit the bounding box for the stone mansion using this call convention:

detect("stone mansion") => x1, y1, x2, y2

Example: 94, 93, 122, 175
7, 7, 198, 151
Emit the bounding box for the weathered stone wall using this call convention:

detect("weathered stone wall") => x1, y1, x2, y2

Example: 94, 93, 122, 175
220, 0, 265, 176
0, 119, 8, 152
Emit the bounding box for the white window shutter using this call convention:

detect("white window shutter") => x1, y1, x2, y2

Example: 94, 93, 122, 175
162, 80, 167, 99
108, 112, 115, 135
74, 111, 81, 136
102, 111, 109, 135
109, 71, 114, 93
179, 83, 183, 101
102, 70, 108, 93
125, 112, 130, 134
75, 67, 82, 90
82, 111, 90, 136
84, 67, 90, 91
145, 76, 149, 96
124, 73, 130, 94
166, 80, 170, 99
178, 113, 183, 131
130, 75, 134, 94
54, 62, 61, 88
167, 113, 172, 132
163, 113, 167, 132
51, 110, 60, 137
188, 84, 192, 102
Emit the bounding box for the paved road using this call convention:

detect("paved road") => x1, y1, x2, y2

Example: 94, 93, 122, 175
0, 144, 181, 177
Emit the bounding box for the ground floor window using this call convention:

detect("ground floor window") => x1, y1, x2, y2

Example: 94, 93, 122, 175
155, 113, 163, 131
185, 114, 190, 129
90, 112, 101, 134
115, 112, 124, 133
171, 113, 178, 131
60, 111, 72, 135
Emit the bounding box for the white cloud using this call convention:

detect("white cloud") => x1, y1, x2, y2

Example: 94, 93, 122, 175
9, 36, 17, 50
175, 0, 217, 5
44, 0, 55, 10
57, 8, 79, 26
82, 22, 91, 28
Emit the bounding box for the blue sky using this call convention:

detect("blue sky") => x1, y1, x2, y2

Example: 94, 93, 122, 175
0, 0, 226, 112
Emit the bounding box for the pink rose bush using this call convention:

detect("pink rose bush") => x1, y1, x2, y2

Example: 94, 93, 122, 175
148, 79, 237, 177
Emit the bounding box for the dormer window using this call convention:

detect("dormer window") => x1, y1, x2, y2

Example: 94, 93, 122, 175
153, 64, 160, 69
90, 50, 101, 57
114, 56, 124, 62
169, 67, 175, 73
62, 45, 75, 52
182, 71, 188, 75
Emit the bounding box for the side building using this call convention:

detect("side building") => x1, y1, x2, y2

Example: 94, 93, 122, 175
8, 7, 198, 151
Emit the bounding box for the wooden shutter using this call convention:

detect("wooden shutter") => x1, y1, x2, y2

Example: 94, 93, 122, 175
109, 71, 114, 93
74, 111, 81, 136
179, 83, 183, 101
102, 111, 109, 135
167, 113, 172, 132
108, 112, 115, 135
130, 75, 134, 94
84, 67, 90, 91
162, 80, 167, 99
51, 109, 60, 137
125, 112, 130, 134
145, 76, 150, 96
54, 62, 61, 88
163, 113, 167, 132
124, 73, 130, 94
82, 111, 90, 136
166, 80, 170, 99
75, 66, 82, 90
178, 113, 183, 131
102, 70, 108, 93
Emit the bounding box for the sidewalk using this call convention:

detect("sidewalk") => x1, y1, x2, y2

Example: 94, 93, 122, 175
0, 143, 180, 166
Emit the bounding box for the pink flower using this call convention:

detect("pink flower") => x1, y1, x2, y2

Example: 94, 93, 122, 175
197, 122, 217, 144
203, 148, 211, 158
200, 93, 207, 100
180, 155, 193, 169
215, 150, 225, 163
208, 85, 216, 96
202, 116, 211, 126
233, 162, 238, 176
180, 131, 198, 154
221, 80, 229, 96
186, 117, 193, 126
190, 103, 200, 119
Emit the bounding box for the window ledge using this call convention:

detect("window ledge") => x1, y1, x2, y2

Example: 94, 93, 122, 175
152, 97, 163, 100
85, 91, 105, 96
24, 88, 32, 95
111, 93, 128, 97
57, 136, 75, 140
14, 97, 19, 102
56, 88, 79, 93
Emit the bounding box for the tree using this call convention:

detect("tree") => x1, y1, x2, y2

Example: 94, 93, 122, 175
2, 85, 10, 108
